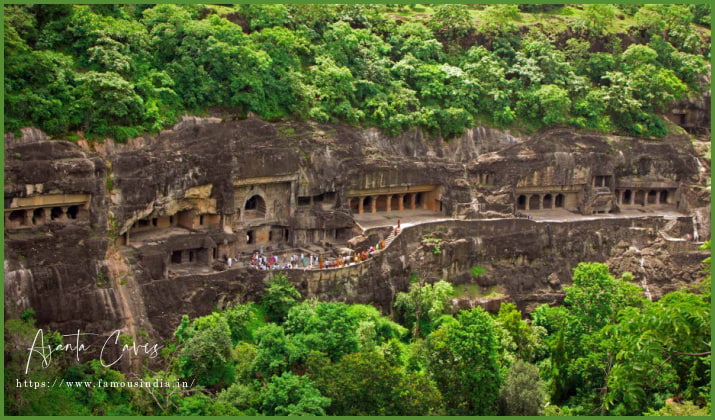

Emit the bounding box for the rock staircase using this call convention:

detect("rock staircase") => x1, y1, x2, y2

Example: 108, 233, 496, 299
382, 227, 400, 249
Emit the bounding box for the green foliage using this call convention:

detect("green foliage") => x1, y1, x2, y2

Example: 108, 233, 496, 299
261, 273, 301, 323
424, 307, 502, 415
394, 279, 454, 338
176, 312, 235, 389
4, 4, 708, 139
260, 372, 330, 415
283, 300, 359, 362
498, 360, 547, 415
309, 351, 443, 415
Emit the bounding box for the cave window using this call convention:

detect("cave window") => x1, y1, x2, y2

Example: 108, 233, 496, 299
50, 207, 63, 220
298, 196, 311, 206
169, 215, 174, 225
171, 251, 182, 264
284, 229, 289, 241
247, 230, 254, 244
189, 251, 195, 262
138, 219, 150, 228
199, 215, 204, 225
269, 231, 273, 241
543, 194, 553, 209
152, 218, 158, 227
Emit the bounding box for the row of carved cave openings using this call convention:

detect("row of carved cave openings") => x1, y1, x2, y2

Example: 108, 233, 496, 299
516, 193, 565, 211
617, 189, 670, 206
347, 192, 424, 214
6, 205, 81, 228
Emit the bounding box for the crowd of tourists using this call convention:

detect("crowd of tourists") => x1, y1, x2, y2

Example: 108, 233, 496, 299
225, 222, 401, 272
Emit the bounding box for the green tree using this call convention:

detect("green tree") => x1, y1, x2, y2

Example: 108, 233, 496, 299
425, 307, 502, 415
309, 351, 443, 415
283, 300, 359, 362
394, 279, 454, 338
260, 372, 331, 416
176, 312, 235, 389
261, 273, 301, 323
429, 4, 474, 42
498, 360, 547, 415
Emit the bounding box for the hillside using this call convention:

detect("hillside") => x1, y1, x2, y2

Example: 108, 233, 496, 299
4, 4, 711, 140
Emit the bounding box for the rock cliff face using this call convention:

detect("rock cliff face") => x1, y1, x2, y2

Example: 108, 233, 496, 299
4, 117, 710, 370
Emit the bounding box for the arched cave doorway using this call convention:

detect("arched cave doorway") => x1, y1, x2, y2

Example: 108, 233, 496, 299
555, 194, 564, 208
244, 195, 266, 219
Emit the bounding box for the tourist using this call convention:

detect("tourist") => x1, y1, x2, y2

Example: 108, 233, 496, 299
397, 219, 401, 229
380, 239, 385, 249
301, 254, 307, 268
227, 257, 233, 268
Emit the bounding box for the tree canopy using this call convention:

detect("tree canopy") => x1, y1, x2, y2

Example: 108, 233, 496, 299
4, 4, 710, 140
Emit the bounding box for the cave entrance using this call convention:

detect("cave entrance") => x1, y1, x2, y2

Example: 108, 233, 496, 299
363, 196, 373, 213
623, 190, 632, 205
543, 194, 553, 209
647, 190, 658, 205
517, 195, 527, 210
555, 194, 564, 208
8, 210, 26, 226
375, 195, 388, 212
390, 195, 400, 211
171, 251, 182, 264
529, 195, 540, 210
660, 190, 669, 204
67, 205, 79, 220
634, 190, 646, 206
32, 208, 44, 225
50, 207, 63, 220
247, 230, 255, 244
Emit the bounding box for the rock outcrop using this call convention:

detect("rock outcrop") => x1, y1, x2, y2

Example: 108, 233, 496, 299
4, 117, 710, 371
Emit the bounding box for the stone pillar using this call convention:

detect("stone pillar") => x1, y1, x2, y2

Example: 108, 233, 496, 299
618, 190, 623, 204
409, 194, 416, 210
525, 197, 530, 210
386, 195, 392, 212
539, 195, 544, 210
654, 190, 660, 205
398, 194, 405, 211
358, 197, 364, 214
371, 196, 377, 213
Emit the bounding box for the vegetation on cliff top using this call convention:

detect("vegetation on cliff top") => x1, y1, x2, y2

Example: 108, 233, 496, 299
5, 262, 711, 415
4, 4, 710, 141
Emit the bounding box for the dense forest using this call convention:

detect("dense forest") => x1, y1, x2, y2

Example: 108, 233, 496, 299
5, 252, 711, 415
4, 4, 711, 140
